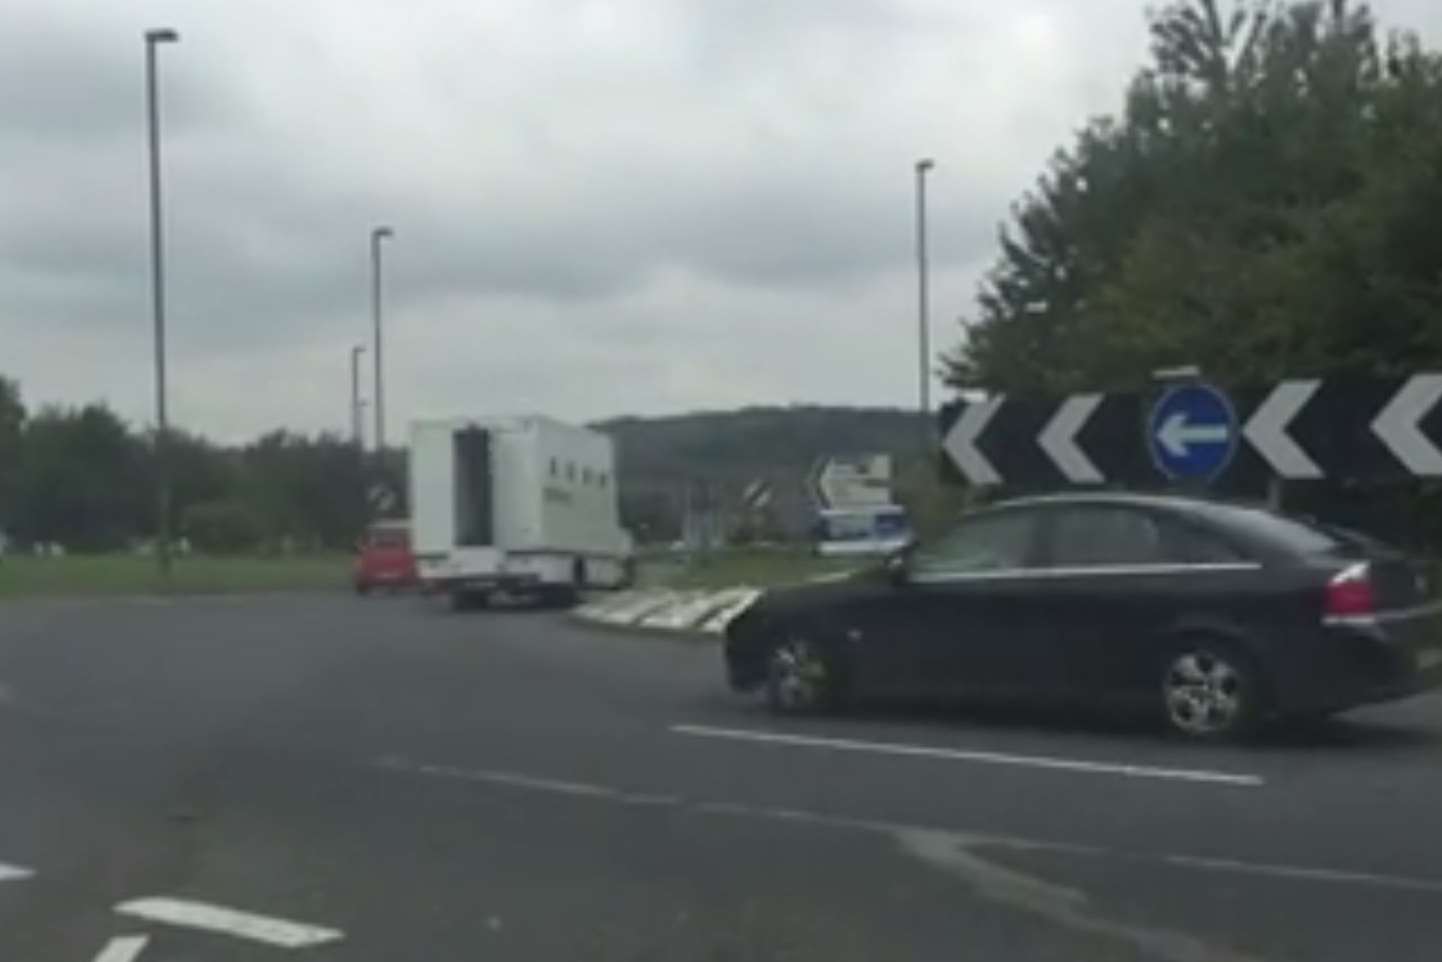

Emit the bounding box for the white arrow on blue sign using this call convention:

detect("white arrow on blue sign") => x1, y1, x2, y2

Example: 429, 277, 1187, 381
1147, 384, 1239, 481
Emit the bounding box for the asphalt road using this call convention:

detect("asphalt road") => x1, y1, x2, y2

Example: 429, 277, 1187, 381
3, 592, 1442, 961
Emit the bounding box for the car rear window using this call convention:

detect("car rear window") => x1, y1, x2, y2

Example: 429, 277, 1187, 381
370, 530, 409, 548
1191, 504, 1343, 556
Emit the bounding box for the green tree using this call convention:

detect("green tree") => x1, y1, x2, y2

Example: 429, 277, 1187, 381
237, 431, 369, 550
15, 404, 150, 550
0, 376, 24, 531
946, 0, 1442, 393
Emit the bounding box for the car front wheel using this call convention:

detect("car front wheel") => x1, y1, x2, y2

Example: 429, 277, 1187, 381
1161, 641, 1263, 739
765, 635, 840, 714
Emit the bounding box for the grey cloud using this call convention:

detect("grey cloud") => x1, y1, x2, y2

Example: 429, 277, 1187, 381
0, 21, 237, 148
7, 0, 1434, 441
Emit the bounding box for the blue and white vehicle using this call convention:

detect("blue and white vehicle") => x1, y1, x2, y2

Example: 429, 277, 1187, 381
814, 505, 913, 558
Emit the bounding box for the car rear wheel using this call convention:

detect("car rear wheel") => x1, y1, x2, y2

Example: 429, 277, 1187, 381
765, 635, 839, 714
1161, 642, 1263, 739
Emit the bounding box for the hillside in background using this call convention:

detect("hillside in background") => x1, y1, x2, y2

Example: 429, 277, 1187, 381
591, 406, 928, 543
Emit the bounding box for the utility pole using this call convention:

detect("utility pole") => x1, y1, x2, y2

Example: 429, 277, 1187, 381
915, 158, 935, 456
145, 27, 179, 577
350, 344, 366, 447
370, 226, 394, 453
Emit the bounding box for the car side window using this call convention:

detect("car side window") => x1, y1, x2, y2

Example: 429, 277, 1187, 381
912, 511, 1038, 576
1159, 519, 1247, 564
1046, 507, 1167, 567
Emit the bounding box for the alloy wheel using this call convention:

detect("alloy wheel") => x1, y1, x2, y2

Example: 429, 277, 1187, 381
767, 638, 831, 713
1164, 648, 1248, 737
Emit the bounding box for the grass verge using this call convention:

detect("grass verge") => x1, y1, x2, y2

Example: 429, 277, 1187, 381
0, 554, 350, 599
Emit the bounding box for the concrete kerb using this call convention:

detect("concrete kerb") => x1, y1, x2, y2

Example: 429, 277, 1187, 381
574, 586, 763, 638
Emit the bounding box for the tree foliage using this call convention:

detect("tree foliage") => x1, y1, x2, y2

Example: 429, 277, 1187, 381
13, 404, 151, 551
0, 376, 24, 530
0, 386, 374, 553
947, 0, 1442, 393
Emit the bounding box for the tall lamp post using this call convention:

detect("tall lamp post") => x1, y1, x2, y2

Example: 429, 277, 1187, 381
350, 345, 367, 447
145, 27, 180, 576
370, 226, 394, 453
914, 158, 935, 455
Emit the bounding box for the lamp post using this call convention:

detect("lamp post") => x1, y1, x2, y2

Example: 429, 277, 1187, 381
145, 27, 179, 576
350, 344, 367, 447
370, 226, 394, 453
914, 158, 935, 454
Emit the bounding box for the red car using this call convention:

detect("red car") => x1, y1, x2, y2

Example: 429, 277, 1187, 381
354, 520, 419, 594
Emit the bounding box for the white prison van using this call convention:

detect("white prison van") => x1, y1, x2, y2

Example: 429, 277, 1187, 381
410, 416, 633, 608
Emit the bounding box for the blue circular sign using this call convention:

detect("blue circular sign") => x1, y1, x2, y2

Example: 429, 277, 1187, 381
1148, 383, 1238, 482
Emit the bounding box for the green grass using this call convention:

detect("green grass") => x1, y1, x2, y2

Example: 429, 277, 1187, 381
646, 548, 866, 590
0, 553, 351, 599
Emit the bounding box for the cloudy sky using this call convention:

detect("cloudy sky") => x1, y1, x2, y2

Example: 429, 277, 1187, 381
2, 0, 1438, 443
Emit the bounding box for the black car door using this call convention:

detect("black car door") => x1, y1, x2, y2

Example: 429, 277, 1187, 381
1032, 505, 1261, 700
848, 507, 1050, 697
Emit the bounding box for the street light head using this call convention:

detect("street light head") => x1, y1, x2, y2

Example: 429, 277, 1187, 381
916, 158, 935, 172
373, 226, 394, 240
145, 28, 180, 44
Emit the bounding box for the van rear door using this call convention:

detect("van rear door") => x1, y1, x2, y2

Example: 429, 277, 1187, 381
454, 428, 493, 547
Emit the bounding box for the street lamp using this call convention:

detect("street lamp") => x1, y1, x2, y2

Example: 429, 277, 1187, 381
350, 345, 367, 447
914, 158, 935, 454
145, 27, 179, 577
370, 226, 394, 453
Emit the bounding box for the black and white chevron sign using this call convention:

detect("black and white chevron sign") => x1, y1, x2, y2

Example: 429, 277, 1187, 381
940, 374, 1442, 488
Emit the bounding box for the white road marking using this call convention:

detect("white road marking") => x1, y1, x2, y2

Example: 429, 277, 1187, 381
376, 754, 1442, 898
93, 935, 149, 962
1161, 853, 1442, 895
0, 861, 34, 882
670, 723, 1264, 787
114, 897, 343, 948
376, 756, 681, 807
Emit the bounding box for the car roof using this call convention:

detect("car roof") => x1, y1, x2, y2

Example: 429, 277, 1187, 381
988, 491, 1227, 514
981, 491, 1345, 558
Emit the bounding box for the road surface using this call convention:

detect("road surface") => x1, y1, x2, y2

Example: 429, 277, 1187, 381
3, 593, 1441, 961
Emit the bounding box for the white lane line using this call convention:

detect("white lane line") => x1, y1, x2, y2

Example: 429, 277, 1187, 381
1161, 853, 1442, 895
114, 897, 343, 948
670, 723, 1264, 787
377, 754, 1442, 897
376, 756, 683, 808
0, 861, 34, 882
93, 935, 149, 962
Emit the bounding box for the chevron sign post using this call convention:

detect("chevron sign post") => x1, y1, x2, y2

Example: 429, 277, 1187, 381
939, 374, 1442, 488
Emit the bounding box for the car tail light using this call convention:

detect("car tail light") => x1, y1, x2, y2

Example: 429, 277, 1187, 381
1325, 563, 1376, 622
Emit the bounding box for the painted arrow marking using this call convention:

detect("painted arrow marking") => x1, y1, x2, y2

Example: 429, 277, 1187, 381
1037, 394, 1104, 484
114, 897, 343, 948
1373, 374, 1442, 476
93, 936, 150, 962
1243, 379, 1323, 479
0, 861, 34, 883
943, 395, 1004, 486
1156, 413, 1230, 459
